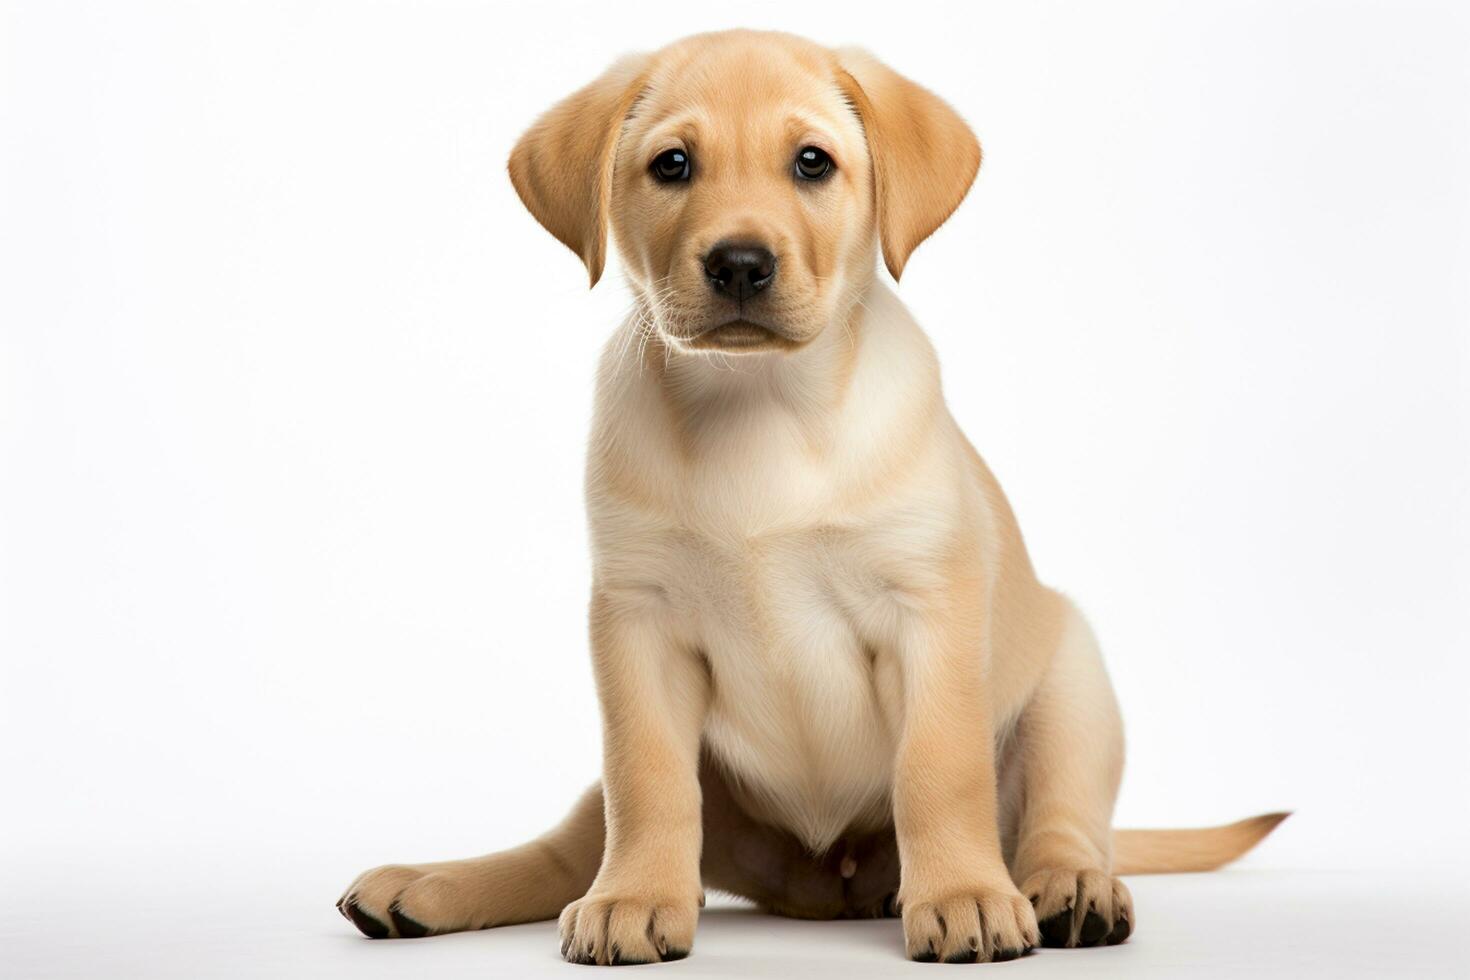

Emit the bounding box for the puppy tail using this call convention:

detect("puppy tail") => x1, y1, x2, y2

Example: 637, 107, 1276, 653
1111, 812, 1290, 875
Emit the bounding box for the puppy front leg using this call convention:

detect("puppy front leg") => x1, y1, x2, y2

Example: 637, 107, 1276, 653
893, 605, 1040, 963
559, 590, 708, 966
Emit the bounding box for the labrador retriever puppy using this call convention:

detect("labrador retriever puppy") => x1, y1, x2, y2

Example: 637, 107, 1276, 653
338, 29, 1286, 964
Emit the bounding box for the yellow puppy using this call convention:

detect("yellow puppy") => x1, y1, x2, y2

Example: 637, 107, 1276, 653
338, 29, 1286, 964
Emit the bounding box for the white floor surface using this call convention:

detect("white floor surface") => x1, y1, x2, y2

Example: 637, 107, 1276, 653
4, 858, 1465, 978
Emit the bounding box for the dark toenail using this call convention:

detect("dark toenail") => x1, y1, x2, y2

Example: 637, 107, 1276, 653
943, 950, 978, 963
1038, 911, 1072, 947
912, 943, 939, 963
389, 903, 429, 939
611, 946, 650, 966
1080, 910, 1109, 945
344, 900, 390, 939
993, 946, 1024, 962
1106, 914, 1132, 945
661, 948, 689, 962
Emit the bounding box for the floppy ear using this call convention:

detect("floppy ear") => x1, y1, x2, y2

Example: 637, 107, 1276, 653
837, 49, 981, 281
507, 54, 651, 286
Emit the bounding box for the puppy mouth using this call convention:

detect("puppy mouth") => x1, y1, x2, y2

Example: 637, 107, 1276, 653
685, 318, 803, 353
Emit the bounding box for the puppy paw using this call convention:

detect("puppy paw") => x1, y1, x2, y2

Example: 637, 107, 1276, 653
901, 886, 1039, 963
336, 863, 484, 939
558, 893, 698, 965
1021, 868, 1132, 948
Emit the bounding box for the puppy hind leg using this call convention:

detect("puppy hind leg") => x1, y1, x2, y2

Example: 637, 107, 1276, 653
338, 783, 604, 938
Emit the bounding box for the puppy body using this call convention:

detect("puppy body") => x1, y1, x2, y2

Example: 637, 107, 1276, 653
591, 279, 1066, 856
338, 30, 1286, 964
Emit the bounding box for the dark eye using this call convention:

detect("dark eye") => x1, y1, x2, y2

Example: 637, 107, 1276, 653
651, 148, 691, 182
795, 146, 833, 181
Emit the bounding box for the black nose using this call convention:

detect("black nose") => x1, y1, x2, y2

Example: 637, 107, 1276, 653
703, 242, 777, 300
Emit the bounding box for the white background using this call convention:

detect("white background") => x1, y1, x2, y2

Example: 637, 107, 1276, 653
2, 1, 1467, 976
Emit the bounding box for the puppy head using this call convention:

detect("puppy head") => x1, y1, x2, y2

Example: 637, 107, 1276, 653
509, 31, 979, 355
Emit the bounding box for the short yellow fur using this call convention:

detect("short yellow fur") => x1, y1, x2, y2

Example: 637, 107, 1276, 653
339, 30, 1284, 964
